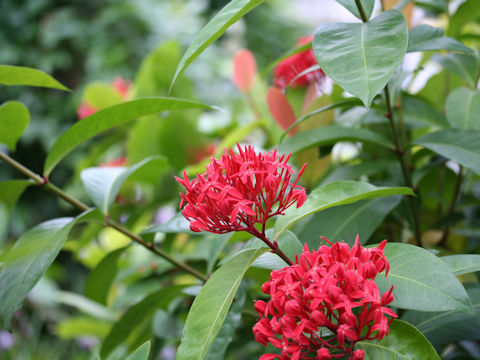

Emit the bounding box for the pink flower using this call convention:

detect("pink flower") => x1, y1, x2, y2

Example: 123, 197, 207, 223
253, 236, 397, 360
175, 144, 306, 234
273, 35, 325, 90
77, 102, 98, 120
112, 76, 131, 99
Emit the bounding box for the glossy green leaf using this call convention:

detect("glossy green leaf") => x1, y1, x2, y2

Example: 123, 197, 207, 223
176, 248, 266, 360
127, 341, 151, 360
407, 24, 472, 53
299, 196, 402, 248
44, 98, 212, 176
441, 254, 480, 275
84, 246, 128, 305
402, 94, 447, 128
336, 0, 374, 20
101, 285, 188, 358
0, 65, 69, 91
376, 243, 471, 312
413, 129, 480, 175
274, 181, 414, 240
170, 0, 263, 91
313, 10, 408, 106
280, 99, 362, 141
0, 209, 102, 328
433, 53, 479, 88
0, 101, 30, 151
445, 87, 480, 130
277, 124, 393, 155
402, 284, 480, 346
356, 320, 440, 359
205, 288, 246, 360
81, 156, 169, 214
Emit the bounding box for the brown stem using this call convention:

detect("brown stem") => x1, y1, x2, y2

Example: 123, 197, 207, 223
0, 150, 208, 282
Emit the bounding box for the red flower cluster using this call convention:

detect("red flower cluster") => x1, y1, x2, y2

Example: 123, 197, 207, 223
273, 35, 325, 90
176, 144, 307, 234
253, 236, 397, 360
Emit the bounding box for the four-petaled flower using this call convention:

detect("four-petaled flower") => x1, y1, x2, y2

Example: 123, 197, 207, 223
253, 236, 397, 360
273, 35, 325, 90
176, 144, 307, 234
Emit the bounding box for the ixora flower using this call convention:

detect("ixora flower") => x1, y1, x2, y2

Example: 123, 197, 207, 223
175, 144, 307, 234
273, 35, 325, 90
253, 236, 397, 360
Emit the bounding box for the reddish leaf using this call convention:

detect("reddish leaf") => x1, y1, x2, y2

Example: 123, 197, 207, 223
232, 49, 257, 93
266, 86, 297, 136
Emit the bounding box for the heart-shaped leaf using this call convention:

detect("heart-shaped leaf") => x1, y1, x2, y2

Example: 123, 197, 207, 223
313, 10, 408, 106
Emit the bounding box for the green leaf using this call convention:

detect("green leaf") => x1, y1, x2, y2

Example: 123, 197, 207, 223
205, 288, 246, 360
277, 124, 393, 155
56, 316, 112, 339
387, 70, 409, 105
127, 341, 151, 360
433, 53, 479, 88
273, 181, 414, 240
376, 243, 471, 312
100, 285, 188, 359
402, 284, 480, 346
56, 291, 117, 321
298, 196, 402, 248
0, 65, 69, 91
81, 156, 169, 214
280, 99, 362, 141
170, 0, 264, 91
320, 161, 396, 185
142, 212, 195, 235
176, 248, 266, 360
84, 246, 128, 305
0, 209, 102, 328
407, 24, 473, 53
0, 180, 32, 214
402, 94, 448, 128
44, 97, 212, 176
445, 87, 480, 130
0, 101, 30, 151
413, 129, 480, 175
441, 254, 480, 275
448, 0, 480, 37
356, 320, 440, 359
336, 0, 375, 20
84, 82, 123, 109
313, 10, 408, 106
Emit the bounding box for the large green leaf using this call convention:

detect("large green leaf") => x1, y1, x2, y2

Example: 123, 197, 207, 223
407, 24, 472, 53
298, 196, 402, 248
81, 156, 169, 214
441, 254, 480, 275
100, 285, 188, 358
0, 101, 30, 151
402, 284, 480, 346
313, 10, 408, 106
356, 320, 440, 359
176, 248, 266, 360
0, 209, 102, 328
205, 288, 246, 360
445, 87, 480, 130
273, 181, 414, 240
0, 65, 69, 91
170, 0, 263, 91
43, 98, 212, 176
433, 53, 479, 88
277, 124, 394, 155
336, 0, 374, 20
376, 243, 471, 312
84, 246, 128, 305
413, 129, 480, 175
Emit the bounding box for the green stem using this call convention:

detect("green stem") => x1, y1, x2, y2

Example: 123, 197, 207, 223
0, 150, 208, 282
248, 226, 293, 266
354, 0, 369, 22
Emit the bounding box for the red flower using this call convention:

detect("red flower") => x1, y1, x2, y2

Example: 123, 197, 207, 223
273, 35, 325, 89
112, 76, 131, 99
176, 144, 306, 234
253, 236, 397, 360
77, 102, 98, 120
98, 156, 127, 167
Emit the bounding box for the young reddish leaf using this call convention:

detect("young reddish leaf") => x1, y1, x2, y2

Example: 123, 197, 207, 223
266, 86, 297, 136
232, 49, 257, 93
